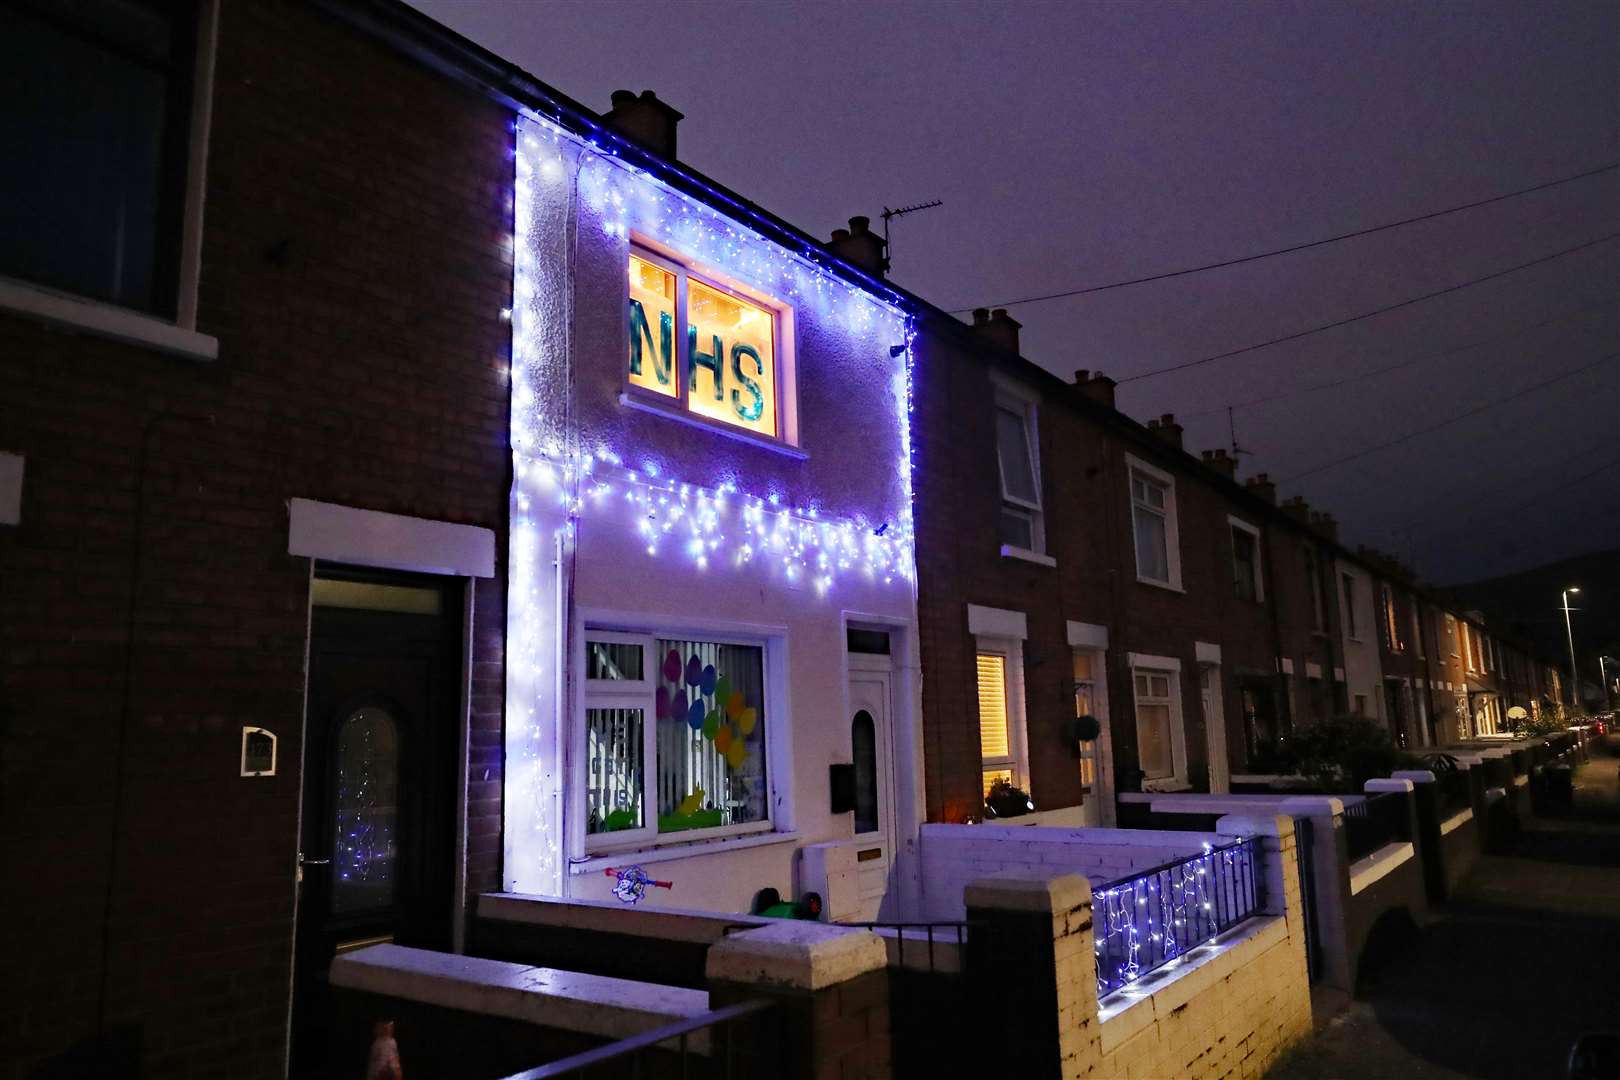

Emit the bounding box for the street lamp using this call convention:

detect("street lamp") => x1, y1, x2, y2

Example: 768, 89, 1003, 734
1561, 586, 1580, 714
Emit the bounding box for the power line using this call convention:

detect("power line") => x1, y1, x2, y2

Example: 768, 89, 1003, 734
954, 162, 1618, 312
1279, 351, 1617, 483
1392, 450, 1620, 542
1178, 297, 1616, 420
1117, 233, 1619, 385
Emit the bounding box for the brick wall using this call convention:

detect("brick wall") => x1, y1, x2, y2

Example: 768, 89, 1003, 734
0, 2, 511, 1075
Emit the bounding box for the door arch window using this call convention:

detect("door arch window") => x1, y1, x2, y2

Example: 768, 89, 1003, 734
851, 709, 878, 834
331, 705, 401, 915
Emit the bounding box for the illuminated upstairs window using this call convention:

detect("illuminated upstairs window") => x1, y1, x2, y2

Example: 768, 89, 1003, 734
626, 248, 785, 442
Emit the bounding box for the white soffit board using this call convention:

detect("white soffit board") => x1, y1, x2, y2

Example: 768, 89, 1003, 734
289, 497, 495, 578
0, 453, 21, 525
968, 603, 1027, 640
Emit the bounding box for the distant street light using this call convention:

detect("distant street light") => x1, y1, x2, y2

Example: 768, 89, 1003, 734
1561, 586, 1581, 713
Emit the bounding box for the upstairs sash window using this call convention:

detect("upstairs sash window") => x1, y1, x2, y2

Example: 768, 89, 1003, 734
626, 248, 783, 440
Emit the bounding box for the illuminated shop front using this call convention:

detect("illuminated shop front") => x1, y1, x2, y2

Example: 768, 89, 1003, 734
504, 114, 921, 917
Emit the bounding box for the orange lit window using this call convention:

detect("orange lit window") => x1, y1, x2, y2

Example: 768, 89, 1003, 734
625, 247, 784, 440
977, 653, 1018, 793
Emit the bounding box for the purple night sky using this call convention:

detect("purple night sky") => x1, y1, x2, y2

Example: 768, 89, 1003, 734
411, 0, 1619, 584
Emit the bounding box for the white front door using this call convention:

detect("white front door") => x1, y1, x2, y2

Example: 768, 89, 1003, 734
1201, 665, 1230, 793
848, 661, 896, 921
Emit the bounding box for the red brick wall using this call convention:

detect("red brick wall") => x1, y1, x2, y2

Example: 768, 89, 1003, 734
910, 323, 1296, 819
0, 2, 512, 1075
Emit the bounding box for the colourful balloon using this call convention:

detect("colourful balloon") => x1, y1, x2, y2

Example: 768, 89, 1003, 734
714, 675, 732, 705
737, 706, 758, 736
725, 740, 747, 769
715, 726, 733, 753
662, 649, 682, 684
685, 655, 703, 687
702, 711, 720, 739
669, 691, 688, 722
686, 699, 705, 730
700, 664, 717, 697
655, 686, 669, 721
726, 691, 746, 719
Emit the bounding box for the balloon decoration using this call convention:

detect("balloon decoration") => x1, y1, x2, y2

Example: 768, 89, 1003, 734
604, 865, 673, 905
656, 648, 762, 832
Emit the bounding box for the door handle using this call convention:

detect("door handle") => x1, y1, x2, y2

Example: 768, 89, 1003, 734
299, 854, 330, 866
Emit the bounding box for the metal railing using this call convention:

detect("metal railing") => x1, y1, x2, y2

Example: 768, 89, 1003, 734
1091, 836, 1264, 1000
846, 920, 966, 973
500, 999, 776, 1080
1342, 792, 1410, 860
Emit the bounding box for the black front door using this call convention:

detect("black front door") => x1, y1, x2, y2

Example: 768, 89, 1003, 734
291, 566, 462, 1073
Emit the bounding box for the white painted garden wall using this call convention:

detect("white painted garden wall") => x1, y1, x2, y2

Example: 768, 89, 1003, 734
917, 823, 1215, 921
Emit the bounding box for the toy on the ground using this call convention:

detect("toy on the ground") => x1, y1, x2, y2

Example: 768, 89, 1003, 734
604, 865, 673, 904
750, 887, 823, 921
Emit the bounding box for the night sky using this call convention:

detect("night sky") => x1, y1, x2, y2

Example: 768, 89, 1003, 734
411, 0, 1619, 584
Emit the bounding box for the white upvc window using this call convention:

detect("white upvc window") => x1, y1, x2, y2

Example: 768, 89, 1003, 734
976, 643, 1029, 797
625, 244, 797, 447
1127, 455, 1181, 590
1228, 516, 1264, 603
992, 381, 1045, 556
1129, 654, 1186, 788
581, 628, 773, 852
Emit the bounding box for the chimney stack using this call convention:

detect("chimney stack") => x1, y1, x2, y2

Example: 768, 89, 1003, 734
971, 307, 1022, 356
1200, 448, 1236, 479
1072, 369, 1117, 409
1310, 511, 1339, 543
1281, 495, 1311, 525
1244, 472, 1277, 504
604, 89, 684, 159
825, 215, 889, 277
1145, 414, 1183, 450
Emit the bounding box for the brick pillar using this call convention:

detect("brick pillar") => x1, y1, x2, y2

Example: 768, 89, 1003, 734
1392, 769, 1444, 902
1212, 815, 1310, 993
1277, 796, 1353, 993
963, 872, 1098, 1077
705, 921, 891, 1080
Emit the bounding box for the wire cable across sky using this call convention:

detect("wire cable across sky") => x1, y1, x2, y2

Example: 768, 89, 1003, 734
1279, 350, 1618, 484
955, 161, 1618, 312
1116, 233, 1619, 385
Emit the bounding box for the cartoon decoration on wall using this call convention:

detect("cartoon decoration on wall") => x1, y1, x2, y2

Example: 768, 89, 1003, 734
604, 864, 673, 905
661, 647, 760, 832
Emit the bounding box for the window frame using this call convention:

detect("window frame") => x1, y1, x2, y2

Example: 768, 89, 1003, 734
1227, 516, 1264, 603
623, 240, 797, 449
1304, 544, 1326, 633
0, 0, 218, 359
975, 640, 1030, 798
1446, 613, 1459, 656
1128, 654, 1187, 789
1126, 455, 1182, 591
1341, 571, 1361, 641
578, 624, 778, 855
991, 378, 1045, 556
1381, 584, 1404, 652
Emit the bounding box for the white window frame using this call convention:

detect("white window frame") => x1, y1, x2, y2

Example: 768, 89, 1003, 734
1227, 516, 1264, 603
0, 0, 220, 362
1341, 570, 1361, 642
1381, 584, 1404, 652
991, 377, 1046, 559
1126, 454, 1182, 591
1128, 653, 1187, 790
622, 239, 800, 450
975, 636, 1031, 796
1446, 613, 1459, 656
578, 623, 779, 856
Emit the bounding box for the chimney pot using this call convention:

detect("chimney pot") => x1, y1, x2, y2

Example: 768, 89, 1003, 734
603, 88, 684, 159
826, 215, 887, 276
1076, 371, 1117, 409
1147, 414, 1184, 450
971, 306, 1021, 355
1244, 472, 1277, 504
1074, 369, 1090, 384
1200, 447, 1236, 478
1281, 495, 1311, 524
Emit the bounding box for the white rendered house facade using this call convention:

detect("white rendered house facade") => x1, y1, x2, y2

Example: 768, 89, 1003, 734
503, 114, 922, 919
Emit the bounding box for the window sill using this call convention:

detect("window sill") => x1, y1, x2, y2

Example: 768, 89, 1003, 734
570, 829, 799, 874
1136, 576, 1186, 594
1000, 545, 1056, 568
618, 393, 808, 460
0, 276, 217, 362
1142, 778, 1192, 794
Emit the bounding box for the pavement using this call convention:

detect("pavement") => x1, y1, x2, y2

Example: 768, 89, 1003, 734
1267, 737, 1620, 1080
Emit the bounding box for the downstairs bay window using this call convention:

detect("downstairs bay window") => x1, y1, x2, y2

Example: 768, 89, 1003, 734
583, 631, 770, 851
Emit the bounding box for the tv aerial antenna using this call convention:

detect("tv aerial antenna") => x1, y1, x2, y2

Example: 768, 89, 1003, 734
1227, 405, 1252, 461
881, 199, 942, 266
